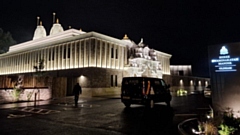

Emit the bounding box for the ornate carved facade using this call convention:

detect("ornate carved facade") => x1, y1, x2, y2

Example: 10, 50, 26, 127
123, 36, 171, 78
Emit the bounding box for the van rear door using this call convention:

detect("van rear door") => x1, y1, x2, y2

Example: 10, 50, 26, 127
121, 78, 143, 101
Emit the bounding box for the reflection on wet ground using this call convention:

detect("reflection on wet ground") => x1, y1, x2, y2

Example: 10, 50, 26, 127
0, 94, 212, 135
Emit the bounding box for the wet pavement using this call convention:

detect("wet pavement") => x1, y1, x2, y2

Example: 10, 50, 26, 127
0, 92, 212, 135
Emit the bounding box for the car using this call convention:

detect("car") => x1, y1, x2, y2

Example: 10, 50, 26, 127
121, 77, 172, 107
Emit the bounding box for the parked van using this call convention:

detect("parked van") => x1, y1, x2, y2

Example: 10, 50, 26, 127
121, 77, 172, 107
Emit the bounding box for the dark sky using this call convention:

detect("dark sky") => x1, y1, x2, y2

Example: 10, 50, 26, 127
1, 0, 240, 77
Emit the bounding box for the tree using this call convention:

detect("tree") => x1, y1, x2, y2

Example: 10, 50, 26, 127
0, 28, 16, 54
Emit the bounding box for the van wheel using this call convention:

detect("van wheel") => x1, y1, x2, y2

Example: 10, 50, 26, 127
124, 102, 131, 108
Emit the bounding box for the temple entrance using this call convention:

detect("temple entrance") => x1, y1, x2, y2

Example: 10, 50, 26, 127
52, 77, 67, 98
66, 77, 78, 96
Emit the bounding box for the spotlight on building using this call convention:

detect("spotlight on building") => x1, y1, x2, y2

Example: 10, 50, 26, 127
180, 79, 183, 85
205, 81, 208, 86
190, 80, 193, 85
78, 75, 86, 83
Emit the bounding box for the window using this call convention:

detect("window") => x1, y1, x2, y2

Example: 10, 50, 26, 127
115, 75, 117, 86
179, 71, 184, 76
63, 46, 66, 59
67, 47, 70, 58
16, 56, 19, 65
63, 46, 70, 59
27, 54, 29, 64
111, 48, 114, 58
160, 80, 166, 87
39, 53, 42, 62
115, 49, 118, 59
35, 53, 38, 63
111, 75, 114, 87
52, 50, 55, 60
49, 50, 51, 61
154, 80, 161, 85
129, 79, 139, 85
48, 49, 54, 61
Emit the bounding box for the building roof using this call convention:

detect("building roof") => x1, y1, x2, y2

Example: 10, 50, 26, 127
0, 28, 171, 58
7, 29, 85, 54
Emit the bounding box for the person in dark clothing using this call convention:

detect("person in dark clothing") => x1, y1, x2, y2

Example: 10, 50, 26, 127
73, 83, 82, 107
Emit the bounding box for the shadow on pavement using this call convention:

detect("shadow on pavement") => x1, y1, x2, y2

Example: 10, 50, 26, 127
120, 104, 175, 135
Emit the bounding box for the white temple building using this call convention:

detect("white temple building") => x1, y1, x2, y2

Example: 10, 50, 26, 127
0, 15, 211, 103
0, 15, 173, 100
0, 18, 171, 78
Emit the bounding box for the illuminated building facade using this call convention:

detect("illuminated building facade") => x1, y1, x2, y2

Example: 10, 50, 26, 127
0, 19, 171, 100
170, 65, 192, 76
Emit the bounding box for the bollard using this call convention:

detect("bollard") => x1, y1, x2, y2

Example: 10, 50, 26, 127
150, 100, 154, 108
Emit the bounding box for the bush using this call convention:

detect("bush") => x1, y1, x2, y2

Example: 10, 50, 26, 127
12, 88, 24, 101
197, 108, 240, 135
177, 89, 188, 96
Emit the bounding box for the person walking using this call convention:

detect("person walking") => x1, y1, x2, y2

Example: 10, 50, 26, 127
73, 83, 82, 107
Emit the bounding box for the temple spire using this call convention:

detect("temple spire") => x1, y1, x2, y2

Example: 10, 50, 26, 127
123, 34, 129, 40
37, 16, 40, 26
53, 12, 56, 24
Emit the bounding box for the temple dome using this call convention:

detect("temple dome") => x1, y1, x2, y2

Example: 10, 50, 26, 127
33, 22, 47, 40
50, 19, 64, 35
122, 34, 131, 43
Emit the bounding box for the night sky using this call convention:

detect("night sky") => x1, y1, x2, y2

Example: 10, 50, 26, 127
1, 0, 240, 77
